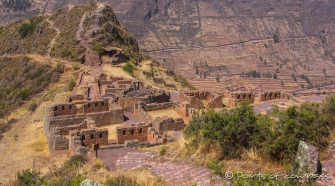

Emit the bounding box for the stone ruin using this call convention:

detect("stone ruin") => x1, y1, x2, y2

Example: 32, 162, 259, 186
260, 91, 290, 101
44, 72, 185, 155
228, 92, 255, 107
178, 90, 223, 109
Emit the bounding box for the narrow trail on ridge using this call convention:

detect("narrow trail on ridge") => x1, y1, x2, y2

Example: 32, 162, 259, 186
45, 17, 60, 58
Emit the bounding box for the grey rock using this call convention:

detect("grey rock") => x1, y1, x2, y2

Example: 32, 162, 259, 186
294, 141, 322, 174
80, 179, 105, 186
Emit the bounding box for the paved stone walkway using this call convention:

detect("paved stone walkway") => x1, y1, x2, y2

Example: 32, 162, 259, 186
100, 149, 218, 185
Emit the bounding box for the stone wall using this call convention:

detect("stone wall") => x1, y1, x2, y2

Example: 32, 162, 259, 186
116, 123, 149, 144
178, 91, 204, 108
55, 123, 86, 136
208, 92, 223, 108
80, 129, 108, 148
54, 134, 69, 151
134, 107, 154, 124
178, 90, 223, 109
52, 104, 77, 116
83, 100, 109, 114
260, 91, 289, 101
49, 116, 87, 131
147, 127, 162, 143
143, 102, 174, 111
68, 94, 85, 102
153, 117, 186, 134
230, 92, 255, 107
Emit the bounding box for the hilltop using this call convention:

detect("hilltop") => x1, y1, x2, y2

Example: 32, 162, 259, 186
0, 2, 191, 92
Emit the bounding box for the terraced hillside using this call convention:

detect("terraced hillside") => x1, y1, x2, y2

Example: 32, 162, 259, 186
2, 0, 335, 91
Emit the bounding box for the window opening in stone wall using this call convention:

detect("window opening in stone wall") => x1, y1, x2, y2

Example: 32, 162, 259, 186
91, 134, 94, 139
102, 102, 104, 106
99, 133, 103, 138
138, 128, 143, 134
69, 105, 72, 109
130, 129, 134, 135
55, 106, 57, 110
95, 103, 98, 107
62, 106, 64, 110
123, 130, 126, 135
82, 135, 85, 140
88, 104, 90, 108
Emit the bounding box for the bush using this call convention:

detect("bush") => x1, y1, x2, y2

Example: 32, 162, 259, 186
67, 78, 76, 91
65, 154, 88, 170
123, 62, 134, 75
18, 17, 42, 38
17, 87, 30, 100
185, 97, 335, 166
73, 64, 80, 70
18, 23, 34, 38
105, 175, 140, 186
92, 44, 104, 54
16, 169, 46, 185
28, 102, 38, 112
160, 145, 169, 156
207, 159, 225, 177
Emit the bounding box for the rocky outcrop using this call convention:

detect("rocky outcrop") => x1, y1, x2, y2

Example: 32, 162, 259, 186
80, 179, 106, 186
294, 141, 322, 175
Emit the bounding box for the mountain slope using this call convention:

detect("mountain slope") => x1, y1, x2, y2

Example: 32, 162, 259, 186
1, 0, 335, 92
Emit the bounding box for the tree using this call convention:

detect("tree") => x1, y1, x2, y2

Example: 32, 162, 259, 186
274, 28, 280, 43
216, 75, 220, 82
0, 102, 10, 122
273, 73, 277, 79
123, 62, 134, 75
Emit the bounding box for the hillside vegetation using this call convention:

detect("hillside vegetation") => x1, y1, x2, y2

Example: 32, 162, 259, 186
0, 56, 63, 121
185, 97, 335, 166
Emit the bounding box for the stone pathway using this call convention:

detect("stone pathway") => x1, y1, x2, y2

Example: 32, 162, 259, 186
100, 149, 218, 186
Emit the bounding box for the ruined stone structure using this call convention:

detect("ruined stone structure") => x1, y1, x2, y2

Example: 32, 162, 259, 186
260, 91, 290, 101
153, 117, 186, 134
178, 90, 223, 109
116, 123, 149, 144
44, 72, 184, 154
102, 46, 127, 64
229, 92, 255, 107
119, 88, 171, 111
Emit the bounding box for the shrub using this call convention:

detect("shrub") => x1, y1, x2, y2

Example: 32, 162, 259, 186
28, 102, 38, 112
73, 64, 80, 70
160, 145, 169, 156
105, 175, 140, 186
17, 87, 30, 100
18, 23, 34, 38
206, 159, 225, 177
123, 62, 134, 75
67, 78, 76, 91
92, 44, 104, 54
18, 17, 42, 38
16, 169, 46, 185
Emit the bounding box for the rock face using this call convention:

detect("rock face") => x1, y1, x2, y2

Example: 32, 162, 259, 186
329, 140, 335, 158
80, 179, 105, 186
294, 141, 322, 175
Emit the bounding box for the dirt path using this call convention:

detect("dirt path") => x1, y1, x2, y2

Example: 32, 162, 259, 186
45, 17, 61, 58
146, 35, 324, 53
76, 12, 100, 67
99, 149, 220, 185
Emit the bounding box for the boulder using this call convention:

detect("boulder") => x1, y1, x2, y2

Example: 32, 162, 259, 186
329, 140, 335, 158
294, 141, 322, 175
80, 179, 106, 186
